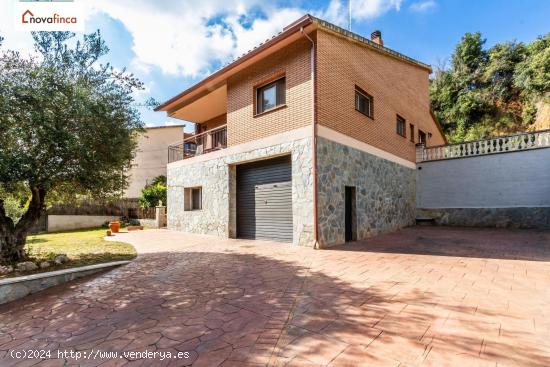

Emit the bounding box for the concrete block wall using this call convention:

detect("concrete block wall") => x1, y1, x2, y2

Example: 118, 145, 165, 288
417, 148, 550, 229
47, 215, 119, 232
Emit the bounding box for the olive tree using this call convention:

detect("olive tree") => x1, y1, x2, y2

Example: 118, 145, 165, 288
0, 31, 145, 261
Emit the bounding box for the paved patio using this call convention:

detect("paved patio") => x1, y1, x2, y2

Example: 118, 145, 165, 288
1, 226, 550, 366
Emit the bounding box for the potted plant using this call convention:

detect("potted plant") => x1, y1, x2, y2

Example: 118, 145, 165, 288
109, 221, 120, 233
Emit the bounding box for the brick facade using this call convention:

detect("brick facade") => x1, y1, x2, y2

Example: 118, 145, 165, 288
226, 37, 313, 147
163, 17, 452, 247
316, 29, 446, 162
199, 113, 226, 132
220, 29, 445, 162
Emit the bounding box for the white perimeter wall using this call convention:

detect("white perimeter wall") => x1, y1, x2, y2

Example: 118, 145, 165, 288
47, 215, 119, 232
417, 148, 550, 208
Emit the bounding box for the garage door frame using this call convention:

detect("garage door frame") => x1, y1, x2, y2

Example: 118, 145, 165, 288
236, 155, 293, 242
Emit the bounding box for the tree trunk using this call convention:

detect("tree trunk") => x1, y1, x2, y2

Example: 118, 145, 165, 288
0, 186, 46, 262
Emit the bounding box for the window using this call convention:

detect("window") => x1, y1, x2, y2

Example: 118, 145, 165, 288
184, 142, 197, 155
192, 188, 202, 210
184, 187, 202, 211
256, 77, 285, 114
418, 130, 427, 144
409, 124, 415, 142
396, 115, 406, 138
355, 86, 373, 118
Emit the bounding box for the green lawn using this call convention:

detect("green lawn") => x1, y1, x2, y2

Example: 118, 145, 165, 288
2, 227, 137, 278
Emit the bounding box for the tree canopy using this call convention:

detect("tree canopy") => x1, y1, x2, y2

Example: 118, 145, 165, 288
430, 32, 550, 143
0, 31, 145, 261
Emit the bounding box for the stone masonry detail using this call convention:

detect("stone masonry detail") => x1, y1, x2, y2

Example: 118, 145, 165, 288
167, 137, 314, 246
417, 207, 550, 230
316, 137, 415, 246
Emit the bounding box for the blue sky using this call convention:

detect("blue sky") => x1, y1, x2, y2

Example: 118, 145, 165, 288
1, 0, 549, 130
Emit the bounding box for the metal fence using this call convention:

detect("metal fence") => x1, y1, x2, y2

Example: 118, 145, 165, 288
168, 125, 227, 163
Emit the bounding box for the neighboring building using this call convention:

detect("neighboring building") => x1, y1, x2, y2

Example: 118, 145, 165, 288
155, 14, 446, 247
124, 125, 188, 199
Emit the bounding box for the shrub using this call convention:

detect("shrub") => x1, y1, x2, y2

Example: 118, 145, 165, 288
138, 183, 166, 208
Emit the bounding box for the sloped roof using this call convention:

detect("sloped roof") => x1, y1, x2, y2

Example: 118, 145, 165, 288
156, 14, 431, 113
310, 15, 431, 71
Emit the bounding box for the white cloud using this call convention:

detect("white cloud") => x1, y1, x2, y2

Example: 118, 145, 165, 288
225, 8, 305, 59
316, 0, 402, 27
1, 0, 403, 77
409, 0, 437, 12
351, 0, 403, 20
84, 0, 237, 77
84, 0, 403, 77
318, 0, 348, 27
0, 1, 35, 52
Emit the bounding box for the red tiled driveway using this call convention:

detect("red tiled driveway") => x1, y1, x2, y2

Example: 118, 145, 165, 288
1, 227, 550, 366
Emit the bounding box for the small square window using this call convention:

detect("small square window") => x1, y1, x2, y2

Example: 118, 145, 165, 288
396, 115, 406, 138
256, 77, 285, 114
409, 124, 415, 142
355, 87, 373, 118
184, 187, 202, 211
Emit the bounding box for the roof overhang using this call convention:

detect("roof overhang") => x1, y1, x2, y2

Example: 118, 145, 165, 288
156, 14, 434, 121
155, 15, 316, 117
169, 84, 227, 123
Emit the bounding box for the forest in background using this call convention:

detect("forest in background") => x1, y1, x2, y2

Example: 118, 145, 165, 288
430, 32, 549, 143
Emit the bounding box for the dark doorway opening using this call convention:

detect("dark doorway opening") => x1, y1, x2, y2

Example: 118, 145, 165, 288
345, 186, 357, 242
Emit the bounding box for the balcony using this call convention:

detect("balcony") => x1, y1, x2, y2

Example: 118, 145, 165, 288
168, 125, 227, 163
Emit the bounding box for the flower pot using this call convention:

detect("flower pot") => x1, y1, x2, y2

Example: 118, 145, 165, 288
109, 221, 120, 233
106, 230, 112, 236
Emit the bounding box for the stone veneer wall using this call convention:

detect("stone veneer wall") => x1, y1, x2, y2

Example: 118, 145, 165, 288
167, 137, 314, 246
316, 137, 416, 247
417, 208, 550, 230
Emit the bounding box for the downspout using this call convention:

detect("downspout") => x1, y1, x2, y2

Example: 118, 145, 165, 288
301, 26, 320, 249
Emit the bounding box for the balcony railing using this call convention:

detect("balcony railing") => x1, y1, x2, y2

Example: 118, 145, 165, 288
416, 128, 550, 162
168, 125, 227, 163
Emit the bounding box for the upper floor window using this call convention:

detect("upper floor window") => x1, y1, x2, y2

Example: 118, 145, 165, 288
256, 77, 285, 115
355, 86, 373, 118
418, 129, 427, 144
396, 115, 406, 138
409, 124, 415, 142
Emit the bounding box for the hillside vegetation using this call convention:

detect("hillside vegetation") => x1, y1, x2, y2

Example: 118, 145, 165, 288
430, 32, 549, 143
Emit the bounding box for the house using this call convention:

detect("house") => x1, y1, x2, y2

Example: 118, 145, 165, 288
124, 125, 190, 199
155, 14, 446, 247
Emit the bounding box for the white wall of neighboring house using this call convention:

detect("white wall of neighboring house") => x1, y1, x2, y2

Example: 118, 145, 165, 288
124, 125, 185, 199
